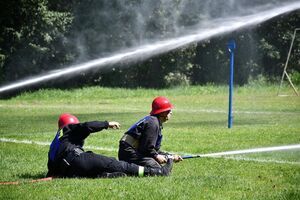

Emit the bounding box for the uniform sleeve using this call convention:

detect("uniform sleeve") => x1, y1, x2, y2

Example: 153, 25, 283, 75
138, 119, 159, 158
81, 121, 109, 132
66, 121, 109, 141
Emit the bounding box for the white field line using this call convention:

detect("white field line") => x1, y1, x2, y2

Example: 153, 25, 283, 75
1, 137, 300, 165
0, 138, 117, 152
222, 156, 300, 165
0, 104, 142, 112
0, 104, 298, 115
176, 108, 299, 115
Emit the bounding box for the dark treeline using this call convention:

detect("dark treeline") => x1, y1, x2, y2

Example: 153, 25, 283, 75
0, 0, 299, 90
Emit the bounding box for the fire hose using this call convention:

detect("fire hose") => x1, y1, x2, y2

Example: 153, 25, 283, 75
0, 177, 53, 185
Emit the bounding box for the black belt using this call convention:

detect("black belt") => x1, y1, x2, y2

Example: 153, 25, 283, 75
120, 134, 139, 149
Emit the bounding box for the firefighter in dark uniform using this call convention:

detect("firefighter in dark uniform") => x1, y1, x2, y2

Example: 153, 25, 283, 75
118, 96, 183, 168
47, 113, 173, 178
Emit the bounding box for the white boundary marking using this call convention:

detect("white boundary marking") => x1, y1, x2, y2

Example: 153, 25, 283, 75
1, 104, 299, 115
0, 138, 117, 152
175, 108, 300, 115
1, 137, 300, 165
223, 156, 300, 165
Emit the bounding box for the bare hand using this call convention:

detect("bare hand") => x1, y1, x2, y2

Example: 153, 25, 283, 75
108, 121, 120, 129
155, 154, 167, 164
173, 154, 183, 162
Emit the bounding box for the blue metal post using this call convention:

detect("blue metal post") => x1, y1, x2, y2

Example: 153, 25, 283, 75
227, 40, 236, 128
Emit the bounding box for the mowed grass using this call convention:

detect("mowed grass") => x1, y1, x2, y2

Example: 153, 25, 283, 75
0, 85, 299, 200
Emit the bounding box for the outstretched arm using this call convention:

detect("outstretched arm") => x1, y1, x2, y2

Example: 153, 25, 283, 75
67, 120, 120, 139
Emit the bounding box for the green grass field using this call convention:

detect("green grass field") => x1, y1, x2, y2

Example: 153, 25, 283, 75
0, 85, 299, 200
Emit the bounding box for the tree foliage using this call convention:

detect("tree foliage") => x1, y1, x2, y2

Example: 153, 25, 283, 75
0, 0, 299, 90
0, 0, 73, 83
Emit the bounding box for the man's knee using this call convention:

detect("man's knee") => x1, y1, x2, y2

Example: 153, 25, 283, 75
139, 158, 161, 168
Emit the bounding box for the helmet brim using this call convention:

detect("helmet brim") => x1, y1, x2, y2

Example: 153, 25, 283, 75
150, 105, 173, 115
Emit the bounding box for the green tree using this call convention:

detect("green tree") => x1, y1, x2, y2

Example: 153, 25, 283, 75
257, 10, 300, 79
0, 0, 73, 83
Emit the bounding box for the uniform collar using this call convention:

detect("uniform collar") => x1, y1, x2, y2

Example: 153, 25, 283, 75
153, 115, 163, 129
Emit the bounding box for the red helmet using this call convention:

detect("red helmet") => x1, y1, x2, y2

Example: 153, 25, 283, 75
58, 113, 79, 129
150, 96, 174, 115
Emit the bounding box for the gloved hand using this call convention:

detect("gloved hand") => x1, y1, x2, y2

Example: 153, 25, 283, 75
108, 121, 121, 129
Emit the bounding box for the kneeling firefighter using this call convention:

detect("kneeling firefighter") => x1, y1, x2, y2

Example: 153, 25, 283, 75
118, 96, 183, 168
47, 113, 173, 178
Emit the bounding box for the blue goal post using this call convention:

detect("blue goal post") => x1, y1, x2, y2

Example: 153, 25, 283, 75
227, 40, 236, 128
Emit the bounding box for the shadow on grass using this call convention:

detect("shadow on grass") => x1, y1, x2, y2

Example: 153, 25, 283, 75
18, 172, 48, 179
234, 117, 273, 126
169, 117, 271, 128
170, 120, 226, 128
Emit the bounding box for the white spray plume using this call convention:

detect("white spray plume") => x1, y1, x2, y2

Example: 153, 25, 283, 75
0, 1, 300, 93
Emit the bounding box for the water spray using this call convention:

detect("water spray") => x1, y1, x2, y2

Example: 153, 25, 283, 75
1, 2, 300, 94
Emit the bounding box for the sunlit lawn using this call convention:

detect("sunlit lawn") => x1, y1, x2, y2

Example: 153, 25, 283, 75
0, 85, 299, 199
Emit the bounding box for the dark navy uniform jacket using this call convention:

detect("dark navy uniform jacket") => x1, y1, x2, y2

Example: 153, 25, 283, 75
125, 115, 163, 158
47, 121, 109, 176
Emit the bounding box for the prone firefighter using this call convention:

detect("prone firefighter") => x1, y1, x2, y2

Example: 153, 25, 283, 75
47, 113, 173, 178
118, 96, 182, 168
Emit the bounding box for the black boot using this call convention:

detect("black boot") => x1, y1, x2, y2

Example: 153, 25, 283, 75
144, 159, 173, 176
